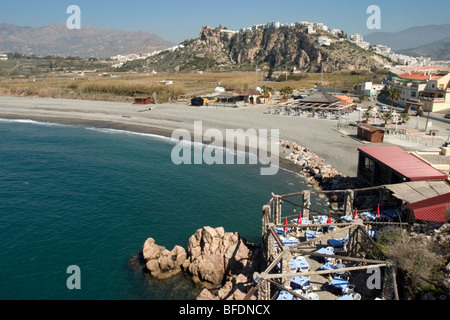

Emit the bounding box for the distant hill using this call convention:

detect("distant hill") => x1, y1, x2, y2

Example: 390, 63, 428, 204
0, 23, 175, 58
364, 24, 450, 51
398, 38, 450, 61
121, 25, 390, 73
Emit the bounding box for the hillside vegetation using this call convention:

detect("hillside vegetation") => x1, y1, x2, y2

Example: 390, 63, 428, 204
120, 25, 390, 74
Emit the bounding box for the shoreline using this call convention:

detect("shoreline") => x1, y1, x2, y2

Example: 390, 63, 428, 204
0, 95, 364, 179
0, 113, 309, 181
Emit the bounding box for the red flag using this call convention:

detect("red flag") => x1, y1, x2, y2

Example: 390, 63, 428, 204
376, 205, 380, 219
326, 212, 332, 224
297, 212, 302, 225
284, 217, 288, 232
354, 208, 358, 220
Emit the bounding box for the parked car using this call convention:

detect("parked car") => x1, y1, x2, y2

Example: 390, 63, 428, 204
378, 105, 390, 112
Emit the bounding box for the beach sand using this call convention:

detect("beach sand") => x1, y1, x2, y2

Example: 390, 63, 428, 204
0, 96, 366, 177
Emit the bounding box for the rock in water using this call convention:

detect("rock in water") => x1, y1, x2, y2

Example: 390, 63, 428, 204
185, 226, 252, 289
141, 227, 258, 299
142, 237, 186, 279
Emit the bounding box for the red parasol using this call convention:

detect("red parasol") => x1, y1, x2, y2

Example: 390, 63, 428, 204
326, 212, 332, 224
376, 204, 380, 219
284, 217, 288, 232
297, 211, 302, 225
354, 208, 358, 220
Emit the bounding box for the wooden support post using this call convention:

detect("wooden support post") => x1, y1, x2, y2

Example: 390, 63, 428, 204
261, 205, 271, 267
281, 248, 291, 288
258, 278, 271, 300
303, 191, 311, 220
267, 224, 278, 259
273, 195, 282, 225
343, 189, 354, 216
382, 259, 399, 300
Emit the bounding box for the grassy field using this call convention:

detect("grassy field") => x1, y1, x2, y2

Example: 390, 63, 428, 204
0, 69, 388, 102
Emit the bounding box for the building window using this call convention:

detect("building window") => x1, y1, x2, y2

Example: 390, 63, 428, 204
364, 157, 374, 171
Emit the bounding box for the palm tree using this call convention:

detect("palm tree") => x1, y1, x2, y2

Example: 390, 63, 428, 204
363, 110, 372, 122
386, 87, 402, 108
260, 85, 274, 103
381, 112, 393, 126
280, 86, 293, 98
358, 94, 368, 103
399, 112, 410, 124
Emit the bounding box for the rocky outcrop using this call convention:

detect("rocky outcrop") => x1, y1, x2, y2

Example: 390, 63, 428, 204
183, 226, 255, 289
142, 237, 187, 279
141, 226, 260, 300
129, 25, 391, 73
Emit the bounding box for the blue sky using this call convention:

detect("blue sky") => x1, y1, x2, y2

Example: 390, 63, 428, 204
1, 0, 449, 43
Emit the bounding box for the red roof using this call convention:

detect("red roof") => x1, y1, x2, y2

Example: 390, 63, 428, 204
398, 72, 437, 81
405, 193, 450, 223
357, 146, 448, 181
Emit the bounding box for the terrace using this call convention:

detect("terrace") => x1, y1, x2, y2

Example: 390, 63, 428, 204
243, 186, 412, 301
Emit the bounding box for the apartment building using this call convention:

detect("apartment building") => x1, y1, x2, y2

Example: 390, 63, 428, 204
419, 70, 450, 112
386, 67, 450, 112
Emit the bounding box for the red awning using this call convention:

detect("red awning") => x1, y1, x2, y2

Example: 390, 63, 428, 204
405, 193, 450, 223
358, 146, 448, 181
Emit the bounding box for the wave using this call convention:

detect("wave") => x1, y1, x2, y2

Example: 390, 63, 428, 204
85, 126, 262, 162
0, 118, 67, 127
85, 127, 178, 144
0, 117, 279, 169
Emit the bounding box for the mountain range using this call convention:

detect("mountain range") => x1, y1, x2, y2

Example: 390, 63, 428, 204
0, 23, 175, 58
398, 38, 450, 61
365, 23, 450, 59
2, 22, 449, 62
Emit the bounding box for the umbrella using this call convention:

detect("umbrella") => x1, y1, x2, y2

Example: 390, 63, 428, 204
284, 217, 288, 232
297, 212, 302, 225
376, 204, 380, 219
326, 212, 332, 224
354, 208, 358, 220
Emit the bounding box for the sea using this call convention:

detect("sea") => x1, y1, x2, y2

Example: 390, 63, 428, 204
0, 118, 328, 300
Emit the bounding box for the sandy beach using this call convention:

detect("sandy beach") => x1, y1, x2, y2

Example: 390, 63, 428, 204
0, 96, 364, 177
2, 95, 447, 178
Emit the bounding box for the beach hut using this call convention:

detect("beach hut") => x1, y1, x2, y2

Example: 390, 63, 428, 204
134, 97, 152, 104
357, 124, 385, 143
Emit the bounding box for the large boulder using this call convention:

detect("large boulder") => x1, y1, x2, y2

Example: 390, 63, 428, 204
184, 226, 252, 289
142, 238, 186, 279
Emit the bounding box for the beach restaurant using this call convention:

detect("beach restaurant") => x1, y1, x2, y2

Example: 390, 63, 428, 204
357, 145, 449, 186
285, 92, 355, 112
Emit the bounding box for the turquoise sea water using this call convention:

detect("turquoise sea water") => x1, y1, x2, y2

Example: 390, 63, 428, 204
0, 118, 327, 300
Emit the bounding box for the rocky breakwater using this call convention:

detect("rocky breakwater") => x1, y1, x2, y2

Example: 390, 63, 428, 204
280, 139, 357, 191
141, 226, 260, 300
